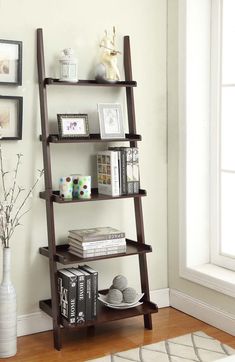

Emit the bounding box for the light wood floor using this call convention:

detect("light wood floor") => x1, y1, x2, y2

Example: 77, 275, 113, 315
3, 308, 235, 362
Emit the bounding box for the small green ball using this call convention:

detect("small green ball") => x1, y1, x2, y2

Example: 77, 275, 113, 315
123, 287, 137, 303
112, 275, 128, 291
107, 288, 123, 304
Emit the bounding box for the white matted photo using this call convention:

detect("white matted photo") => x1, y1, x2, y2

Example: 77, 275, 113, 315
57, 114, 89, 138
0, 96, 23, 140
97, 103, 125, 139
0, 39, 22, 85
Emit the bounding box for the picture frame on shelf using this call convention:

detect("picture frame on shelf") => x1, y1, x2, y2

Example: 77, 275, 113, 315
57, 113, 89, 138
0, 39, 22, 85
97, 103, 125, 139
0, 96, 23, 140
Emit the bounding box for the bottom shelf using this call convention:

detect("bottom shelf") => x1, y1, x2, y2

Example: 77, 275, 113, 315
39, 298, 158, 329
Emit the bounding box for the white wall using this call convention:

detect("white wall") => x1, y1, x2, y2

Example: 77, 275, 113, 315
0, 0, 167, 316
168, 0, 235, 315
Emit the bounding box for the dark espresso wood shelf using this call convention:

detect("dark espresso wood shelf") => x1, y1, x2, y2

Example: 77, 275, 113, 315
39, 188, 147, 203
39, 298, 158, 329
39, 240, 152, 264
37, 28, 156, 351
39, 133, 142, 143
44, 78, 137, 87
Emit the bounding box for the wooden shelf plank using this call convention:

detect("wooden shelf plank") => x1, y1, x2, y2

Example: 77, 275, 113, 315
39, 188, 147, 203
39, 133, 142, 143
39, 239, 152, 264
39, 298, 158, 329
44, 78, 137, 87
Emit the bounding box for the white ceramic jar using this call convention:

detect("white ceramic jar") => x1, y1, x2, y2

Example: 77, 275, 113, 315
59, 48, 78, 82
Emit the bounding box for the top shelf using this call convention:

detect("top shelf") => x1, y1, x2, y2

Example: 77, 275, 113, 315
44, 78, 137, 88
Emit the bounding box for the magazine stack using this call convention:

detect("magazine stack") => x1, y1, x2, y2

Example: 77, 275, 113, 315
68, 227, 126, 258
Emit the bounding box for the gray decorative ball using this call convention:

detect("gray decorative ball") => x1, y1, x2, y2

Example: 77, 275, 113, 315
107, 288, 123, 305
112, 275, 128, 291
123, 287, 137, 303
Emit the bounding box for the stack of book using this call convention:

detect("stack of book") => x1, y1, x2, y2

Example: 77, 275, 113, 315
97, 147, 140, 197
57, 265, 98, 324
68, 227, 126, 258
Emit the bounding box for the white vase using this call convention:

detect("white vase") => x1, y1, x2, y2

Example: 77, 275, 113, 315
0, 247, 17, 358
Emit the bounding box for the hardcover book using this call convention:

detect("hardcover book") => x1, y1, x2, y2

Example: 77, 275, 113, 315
57, 269, 77, 324
97, 150, 120, 196
67, 268, 86, 324
132, 147, 140, 194
108, 147, 126, 195
68, 246, 126, 258
68, 227, 125, 242
68, 236, 126, 248
124, 148, 134, 194
79, 265, 98, 319
78, 267, 92, 321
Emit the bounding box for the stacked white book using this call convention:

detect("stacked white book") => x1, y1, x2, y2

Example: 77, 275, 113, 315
68, 227, 126, 258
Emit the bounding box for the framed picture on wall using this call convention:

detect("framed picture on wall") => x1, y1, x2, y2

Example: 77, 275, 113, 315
57, 113, 89, 138
0, 96, 23, 140
97, 103, 125, 139
0, 39, 22, 85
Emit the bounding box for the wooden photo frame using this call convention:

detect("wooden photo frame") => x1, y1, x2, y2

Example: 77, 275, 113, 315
0, 96, 23, 140
57, 114, 89, 138
97, 103, 125, 139
0, 39, 22, 85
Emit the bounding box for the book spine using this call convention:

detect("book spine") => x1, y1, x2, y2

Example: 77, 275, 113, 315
77, 274, 86, 324
69, 247, 126, 258
79, 265, 98, 319
125, 148, 134, 194
91, 271, 98, 318
111, 151, 120, 196
79, 269, 92, 321
57, 271, 76, 324
119, 149, 127, 195
68, 236, 126, 248
68, 232, 125, 242
69, 243, 126, 253
132, 147, 140, 194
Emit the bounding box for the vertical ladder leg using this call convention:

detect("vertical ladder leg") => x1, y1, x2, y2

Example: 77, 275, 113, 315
124, 35, 153, 330
135, 199, 152, 330
37, 28, 62, 350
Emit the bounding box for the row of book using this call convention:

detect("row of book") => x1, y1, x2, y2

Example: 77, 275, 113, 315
97, 147, 140, 197
68, 227, 126, 258
58, 265, 98, 324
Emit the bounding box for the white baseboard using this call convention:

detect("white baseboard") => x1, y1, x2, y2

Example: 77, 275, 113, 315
150, 288, 170, 308
17, 312, 52, 337
17, 288, 169, 337
170, 289, 235, 336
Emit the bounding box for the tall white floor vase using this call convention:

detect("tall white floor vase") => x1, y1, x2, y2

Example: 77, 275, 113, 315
0, 248, 17, 358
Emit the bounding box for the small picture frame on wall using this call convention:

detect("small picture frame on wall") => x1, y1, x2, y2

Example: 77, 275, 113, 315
97, 103, 125, 139
57, 114, 89, 138
0, 39, 22, 85
0, 96, 23, 140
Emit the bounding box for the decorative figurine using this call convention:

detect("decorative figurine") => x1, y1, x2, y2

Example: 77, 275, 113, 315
59, 48, 78, 82
95, 27, 121, 83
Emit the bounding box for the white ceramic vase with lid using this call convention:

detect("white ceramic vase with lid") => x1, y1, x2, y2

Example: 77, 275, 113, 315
59, 48, 78, 82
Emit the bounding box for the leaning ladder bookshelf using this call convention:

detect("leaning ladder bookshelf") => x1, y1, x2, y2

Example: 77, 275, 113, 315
36, 28, 158, 350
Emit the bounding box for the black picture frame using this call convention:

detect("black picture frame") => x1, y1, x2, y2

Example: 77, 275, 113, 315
0, 39, 22, 86
57, 114, 89, 138
0, 95, 23, 140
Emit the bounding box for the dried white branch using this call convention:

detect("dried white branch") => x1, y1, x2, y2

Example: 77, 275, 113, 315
0, 145, 44, 248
